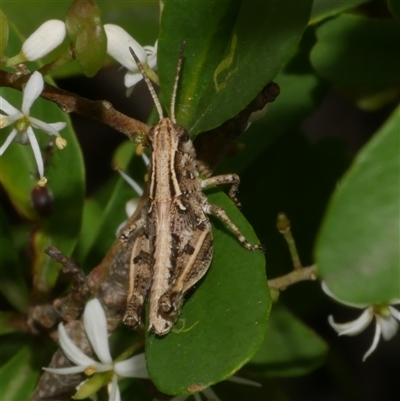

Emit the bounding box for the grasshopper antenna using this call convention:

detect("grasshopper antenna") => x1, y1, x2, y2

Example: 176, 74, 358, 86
170, 42, 186, 124
129, 47, 164, 119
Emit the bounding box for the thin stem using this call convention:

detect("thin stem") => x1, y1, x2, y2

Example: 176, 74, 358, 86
276, 213, 302, 270
38, 49, 75, 77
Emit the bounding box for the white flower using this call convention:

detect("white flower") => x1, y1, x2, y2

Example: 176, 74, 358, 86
104, 24, 158, 93
0, 71, 67, 186
322, 281, 400, 361
43, 298, 149, 401
22, 20, 67, 61
156, 376, 261, 401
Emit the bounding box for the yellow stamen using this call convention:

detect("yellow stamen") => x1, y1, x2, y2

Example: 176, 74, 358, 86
37, 177, 48, 187
55, 137, 67, 149
136, 143, 144, 155
0, 116, 8, 128
15, 116, 30, 132
84, 366, 97, 376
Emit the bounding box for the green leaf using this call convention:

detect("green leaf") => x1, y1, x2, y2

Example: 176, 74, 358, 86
309, 0, 371, 24
158, 0, 312, 137
73, 198, 103, 264
310, 14, 400, 89
66, 0, 107, 77
388, 0, 400, 19
0, 347, 39, 400
316, 107, 400, 304
249, 304, 328, 377
0, 207, 29, 312
146, 190, 270, 395
0, 8, 9, 58
218, 27, 326, 175
0, 23, 85, 294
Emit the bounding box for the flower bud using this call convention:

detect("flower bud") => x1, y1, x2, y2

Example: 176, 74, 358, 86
22, 20, 66, 61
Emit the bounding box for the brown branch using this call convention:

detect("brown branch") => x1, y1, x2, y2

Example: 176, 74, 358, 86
0, 70, 149, 140
268, 265, 318, 291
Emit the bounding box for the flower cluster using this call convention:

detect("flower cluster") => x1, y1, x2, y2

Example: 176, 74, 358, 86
322, 282, 400, 361
44, 298, 148, 401
0, 71, 67, 186
19, 20, 158, 93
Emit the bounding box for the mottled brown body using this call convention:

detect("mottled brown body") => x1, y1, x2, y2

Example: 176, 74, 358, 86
120, 45, 263, 335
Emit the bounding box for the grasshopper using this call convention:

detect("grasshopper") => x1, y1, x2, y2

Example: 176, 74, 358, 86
120, 44, 263, 335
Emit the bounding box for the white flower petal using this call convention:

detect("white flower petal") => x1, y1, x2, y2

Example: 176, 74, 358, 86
0, 112, 24, 128
26, 126, 44, 178
389, 298, 400, 306
22, 72, 44, 114
104, 24, 147, 71
83, 299, 113, 364
124, 71, 144, 90
43, 365, 86, 375
202, 387, 222, 401
144, 40, 158, 70
29, 117, 62, 136
114, 353, 148, 378
13, 131, 29, 145
362, 317, 382, 361
0, 96, 20, 115
227, 375, 262, 387
321, 282, 369, 309
58, 323, 99, 367
118, 169, 143, 196
379, 315, 399, 341
48, 121, 67, 132
22, 20, 66, 61
0, 128, 18, 155
125, 199, 140, 217
328, 308, 374, 336
389, 305, 400, 321
141, 152, 150, 167
108, 375, 121, 401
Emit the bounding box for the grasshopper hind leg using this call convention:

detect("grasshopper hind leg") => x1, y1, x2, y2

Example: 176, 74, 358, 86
123, 231, 153, 329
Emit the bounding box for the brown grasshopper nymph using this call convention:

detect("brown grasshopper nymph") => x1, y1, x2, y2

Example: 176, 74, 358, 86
120, 44, 263, 335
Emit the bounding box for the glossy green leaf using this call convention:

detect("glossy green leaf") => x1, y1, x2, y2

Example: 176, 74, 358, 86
0, 207, 29, 312
218, 27, 326, 175
310, 14, 400, 88
0, 8, 9, 58
249, 304, 327, 377
0, 24, 85, 293
388, 0, 400, 19
66, 0, 107, 77
0, 347, 39, 400
146, 189, 270, 395
309, 0, 371, 24
158, 0, 312, 137
73, 198, 103, 264
316, 107, 400, 303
